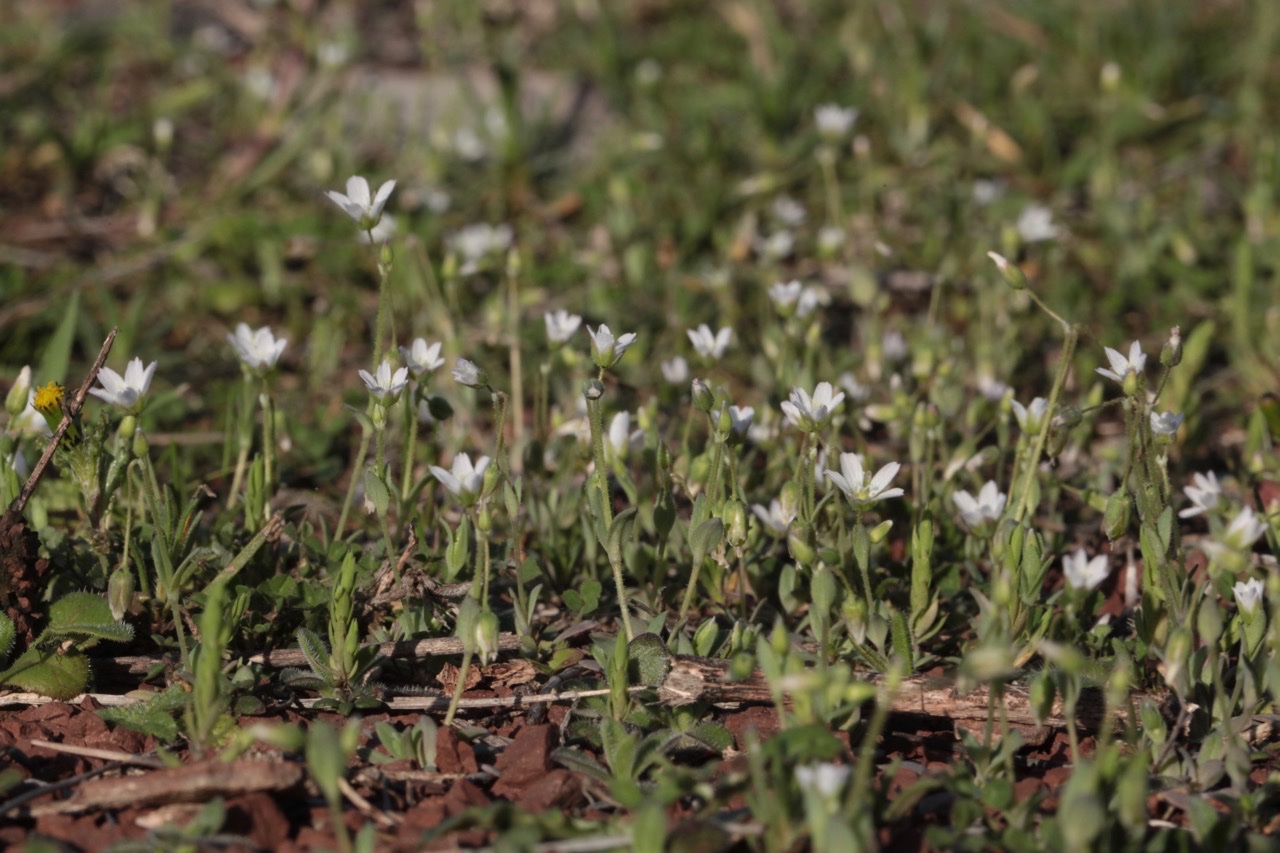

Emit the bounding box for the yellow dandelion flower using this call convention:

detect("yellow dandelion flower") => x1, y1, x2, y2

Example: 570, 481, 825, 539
33, 381, 65, 415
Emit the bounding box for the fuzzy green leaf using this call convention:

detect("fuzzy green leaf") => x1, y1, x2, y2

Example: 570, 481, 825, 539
0, 647, 91, 700
627, 633, 671, 687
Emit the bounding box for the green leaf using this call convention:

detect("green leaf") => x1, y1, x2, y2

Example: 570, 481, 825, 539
627, 633, 671, 687
606, 506, 639, 565
0, 614, 15, 667
363, 466, 390, 519
600, 717, 637, 780
43, 592, 133, 645
296, 627, 333, 681
0, 647, 91, 699
692, 617, 719, 658
689, 518, 723, 567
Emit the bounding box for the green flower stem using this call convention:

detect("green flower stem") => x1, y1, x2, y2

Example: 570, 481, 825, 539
259, 382, 275, 524
1013, 324, 1078, 524
136, 453, 189, 662
400, 389, 418, 503
706, 433, 725, 509
473, 507, 493, 607
506, 260, 525, 464
226, 376, 255, 510
443, 648, 473, 728
586, 396, 613, 524
816, 145, 843, 229
334, 422, 372, 547
491, 391, 510, 480
371, 239, 394, 363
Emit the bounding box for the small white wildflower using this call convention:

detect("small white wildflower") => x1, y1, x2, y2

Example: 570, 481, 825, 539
1233, 577, 1264, 616
451, 358, 487, 388
768, 280, 803, 313
972, 179, 1005, 206
780, 382, 845, 432
429, 453, 490, 504
952, 481, 1007, 530
357, 214, 397, 245
837, 372, 871, 403
399, 338, 445, 379
1178, 472, 1222, 519
228, 323, 288, 372
1220, 506, 1268, 551
1016, 204, 1059, 243
825, 453, 904, 507
660, 356, 689, 384
586, 324, 638, 369
796, 286, 829, 319
795, 762, 851, 798
757, 230, 794, 261
977, 375, 1011, 402
1063, 548, 1109, 592
817, 225, 845, 255
358, 360, 409, 403
606, 411, 644, 459
89, 358, 157, 413
326, 176, 396, 229
770, 195, 807, 227
544, 310, 583, 344
726, 405, 754, 438
687, 324, 733, 361
814, 104, 858, 142
1096, 341, 1147, 385
882, 330, 908, 363
751, 498, 795, 537
1011, 397, 1049, 433
1150, 410, 1184, 437
449, 223, 513, 272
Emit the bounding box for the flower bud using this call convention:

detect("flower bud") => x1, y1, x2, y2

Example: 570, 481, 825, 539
716, 404, 733, 438
482, 463, 501, 497
779, 481, 803, 524
582, 379, 605, 401
427, 395, 454, 421
117, 414, 138, 441
1122, 369, 1141, 398
475, 610, 500, 665
723, 499, 748, 548
869, 519, 893, 545
1102, 492, 1131, 541
1028, 669, 1055, 725
477, 504, 493, 531
987, 251, 1027, 290
691, 378, 715, 413
5, 366, 31, 418
787, 522, 817, 567
132, 427, 150, 458
842, 597, 868, 645
1161, 628, 1193, 694
107, 566, 134, 621
1160, 326, 1182, 368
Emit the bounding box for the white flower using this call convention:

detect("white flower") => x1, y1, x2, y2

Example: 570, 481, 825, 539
814, 104, 858, 142
751, 498, 795, 537
1011, 397, 1048, 432
429, 453, 490, 503
7, 448, 29, 480
587, 324, 638, 369
952, 481, 1007, 530
399, 338, 445, 378
358, 360, 409, 403
90, 357, 157, 413
1150, 410, 1184, 437
687, 324, 733, 360
825, 452, 904, 507
757, 230, 794, 260
768, 280, 803, 313
1016, 204, 1059, 243
837, 372, 871, 404
326, 176, 396, 227
227, 323, 287, 372
882, 331, 908, 363
1096, 341, 1147, 385
972, 179, 1005, 206
451, 358, 486, 388
544, 310, 582, 344
1178, 472, 1222, 519
817, 225, 845, 255
1233, 578, 1265, 616
727, 405, 754, 438
1063, 548, 1109, 592
977, 375, 1010, 402
606, 411, 644, 458
770, 196, 807, 227
1220, 506, 1268, 550
795, 762, 851, 798
796, 286, 828, 319
660, 357, 689, 384
780, 382, 845, 432
449, 223, 512, 270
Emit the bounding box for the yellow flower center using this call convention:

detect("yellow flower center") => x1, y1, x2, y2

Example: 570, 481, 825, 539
33, 381, 65, 415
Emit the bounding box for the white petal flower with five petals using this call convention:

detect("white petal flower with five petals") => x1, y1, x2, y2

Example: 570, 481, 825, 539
780, 382, 845, 432
586, 324, 637, 369
90, 358, 157, 413
952, 481, 1007, 531
399, 338, 445, 378
824, 452, 904, 508
544, 310, 582, 344
1096, 341, 1147, 385
1178, 472, 1222, 519
358, 360, 409, 403
429, 453, 490, 505
326, 176, 396, 228
687, 324, 733, 360
228, 323, 287, 372
1063, 548, 1109, 592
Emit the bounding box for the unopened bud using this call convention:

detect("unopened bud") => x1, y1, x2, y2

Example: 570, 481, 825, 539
691, 378, 715, 413
723, 499, 748, 548
842, 597, 868, 645
427, 395, 454, 421
107, 567, 134, 621
868, 519, 893, 545
582, 378, 605, 401
132, 427, 150, 458
1161, 628, 1193, 694
5, 366, 31, 418
482, 464, 501, 497
1102, 491, 1131, 541
779, 482, 803, 524
1160, 326, 1182, 368
787, 522, 817, 567
987, 251, 1027, 290
475, 610, 500, 665
1028, 670, 1055, 725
